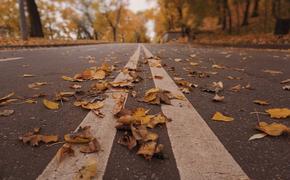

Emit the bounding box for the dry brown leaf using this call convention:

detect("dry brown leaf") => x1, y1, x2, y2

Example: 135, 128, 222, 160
43, 99, 59, 110
147, 113, 168, 128
0, 92, 15, 102
263, 69, 283, 75
229, 84, 241, 92
212, 112, 234, 122
283, 85, 290, 91
23, 74, 36, 77
212, 64, 226, 69
266, 108, 290, 119
91, 81, 109, 92
0, 109, 14, 117
74, 159, 97, 180
93, 69, 106, 80
28, 82, 47, 89
118, 133, 137, 150
80, 138, 101, 153
281, 79, 290, 84
253, 100, 269, 106
212, 94, 224, 102
110, 81, 133, 88
19, 131, 58, 147
141, 88, 172, 105
64, 126, 93, 144
113, 95, 125, 115
81, 101, 104, 110
137, 141, 157, 160
70, 84, 82, 89
256, 122, 290, 136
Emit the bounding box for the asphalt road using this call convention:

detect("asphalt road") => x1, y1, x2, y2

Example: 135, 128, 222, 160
0, 44, 289, 180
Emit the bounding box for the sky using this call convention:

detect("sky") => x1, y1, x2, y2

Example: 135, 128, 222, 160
128, 0, 157, 40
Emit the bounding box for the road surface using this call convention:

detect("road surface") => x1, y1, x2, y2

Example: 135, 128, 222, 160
0, 44, 289, 180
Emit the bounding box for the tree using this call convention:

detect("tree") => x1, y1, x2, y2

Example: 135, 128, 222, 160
26, 0, 44, 37
241, 0, 250, 26
251, 0, 260, 17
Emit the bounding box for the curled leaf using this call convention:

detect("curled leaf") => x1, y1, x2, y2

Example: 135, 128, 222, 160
43, 99, 59, 110
256, 122, 290, 136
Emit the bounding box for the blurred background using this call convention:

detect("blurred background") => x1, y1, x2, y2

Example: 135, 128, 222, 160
0, 0, 289, 45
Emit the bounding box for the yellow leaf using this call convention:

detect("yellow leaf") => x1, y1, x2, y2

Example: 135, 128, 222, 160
212, 112, 234, 122
56, 143, 74, 163
256, 122, 290, 136
43, 99, 59, 110
137, 141, 157, 160
266, 108, 290, 119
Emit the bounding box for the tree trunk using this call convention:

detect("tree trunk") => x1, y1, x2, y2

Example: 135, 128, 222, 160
242, 0, 250, 26
112, 27, 117, 42
222, 0, 227, 31
26, 0, 44, 37
235, 1, 241, 31
251, 0, 260, 17
18, 0, 28, 40
227, 5, 232, 33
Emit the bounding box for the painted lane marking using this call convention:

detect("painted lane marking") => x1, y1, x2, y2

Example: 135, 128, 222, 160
0, 57, 23, 62
37, 45, 141, 180
142, 45, 249, 180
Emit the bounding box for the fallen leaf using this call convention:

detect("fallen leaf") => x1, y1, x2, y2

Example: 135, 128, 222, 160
212, 94, 224, 102
0, 109, 14, 117
253, 100, 269, 105
190, 62, 199, 66
0, 92, 15, 102
91, 81, 109, 92
281, 79, 290, 84
131, 90, 137, 97
43, 99, 59, 110
24, 99, 37, 104
118, 133, 137, 150
56, 143, 75, 163
230, 84, 241, 92
212, 112, 234, 122
64, 126, 93, 143
174, 58, 182, 62
80, 138, 101, 153
248, 133, 267, 141
113, 95, 125, 115
28, 82, 47, 89
74, 159, 97, 180
137, 141, 157, 160
282, 85, 290, 91
62, 76, 75, 82
23, 74, 36, 77
93, 69, 106, 80
81, 101, 104, 110
212, 64, 226, 69
70, 84, 82, 89
19, 131, 58, 147
263, 69, 283, 75
256, 122, 290, 136
266, 108, 290, 119
147, 113, 168, 128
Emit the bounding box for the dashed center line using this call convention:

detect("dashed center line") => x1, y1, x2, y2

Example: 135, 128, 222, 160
0, 57, 24, 62
142, 44, 249, 180
37, 45, 141, 180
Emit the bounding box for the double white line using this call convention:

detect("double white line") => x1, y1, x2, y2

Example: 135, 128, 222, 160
38, 45, 248, 180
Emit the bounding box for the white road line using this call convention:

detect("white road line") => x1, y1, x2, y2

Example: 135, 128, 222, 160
142, 45, 249, 180
37, 45, 141, 180
0, 57, 23, 62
